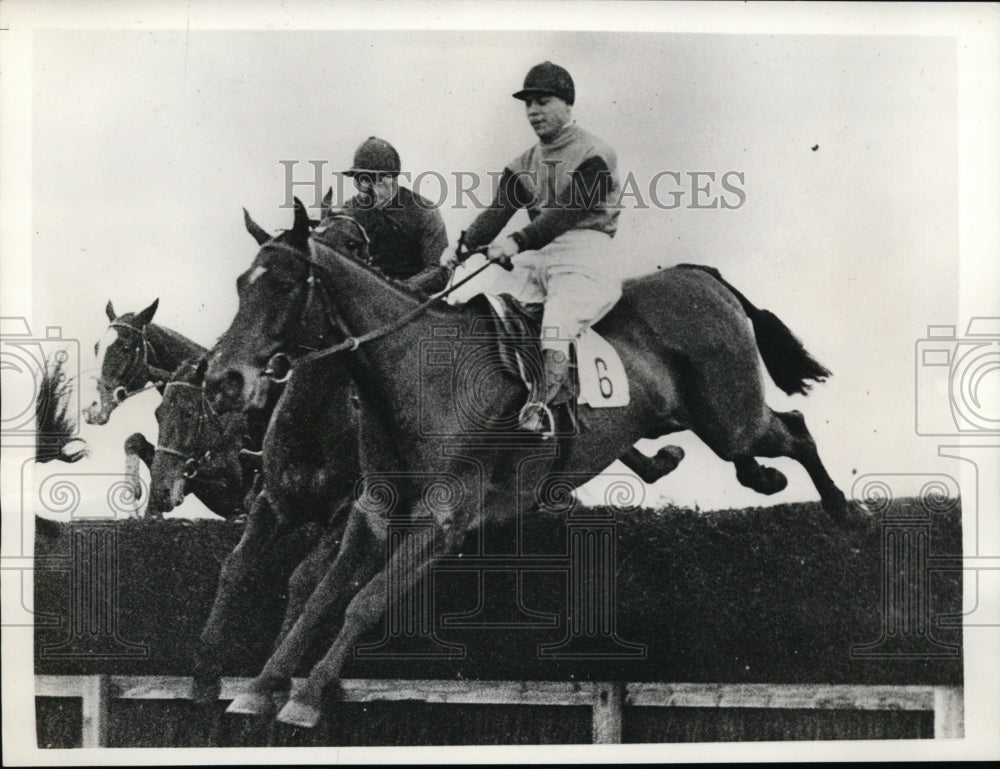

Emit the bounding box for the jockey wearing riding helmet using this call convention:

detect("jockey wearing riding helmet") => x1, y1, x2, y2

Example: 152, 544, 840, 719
327, 137, 449, 294
441, 62, 622, 432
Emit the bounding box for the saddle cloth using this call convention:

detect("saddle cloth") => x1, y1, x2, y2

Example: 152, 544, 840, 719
482, 294, 630, 409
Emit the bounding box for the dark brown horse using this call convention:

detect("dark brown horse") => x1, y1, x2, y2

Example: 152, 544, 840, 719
84, 299, 200, 426
204, 200, 853, 727
84, 300, 270, 519
191, 215, 393, 705
147, 358, 254, 517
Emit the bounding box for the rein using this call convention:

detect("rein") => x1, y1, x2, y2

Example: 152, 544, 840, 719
103, 321, 171, 400
300, 238, 497, 358
154, 381, 221, 478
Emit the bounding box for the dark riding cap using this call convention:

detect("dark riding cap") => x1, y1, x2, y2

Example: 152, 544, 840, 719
344, 137, 401, 178
512, 61, 575, 105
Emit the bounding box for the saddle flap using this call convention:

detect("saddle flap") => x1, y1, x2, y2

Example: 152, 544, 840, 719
482, 294, 629, 409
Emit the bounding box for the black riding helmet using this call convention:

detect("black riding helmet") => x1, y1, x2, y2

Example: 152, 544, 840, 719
343, 137, 401, 179
512, 61, 575, 105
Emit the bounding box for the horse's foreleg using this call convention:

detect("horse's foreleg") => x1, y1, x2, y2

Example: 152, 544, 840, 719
192, 491, 278, 704
228, 505, 383, 715
276, 541, 437, 729
123, 433, 155, 517
619, 445, 685, 484
189, 452, 248, 520
744, 409, 852, 523
275, 514, 348, 651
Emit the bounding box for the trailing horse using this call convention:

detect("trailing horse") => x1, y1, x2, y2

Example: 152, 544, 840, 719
86, 299, 271, 519
204, 199, 855, 727
147, 359, 255, 518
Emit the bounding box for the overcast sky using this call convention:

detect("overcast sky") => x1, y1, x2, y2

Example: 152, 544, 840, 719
6, 10, 996, 519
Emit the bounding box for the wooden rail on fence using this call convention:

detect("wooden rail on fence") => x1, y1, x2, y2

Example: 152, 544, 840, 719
35, 675, 964, 747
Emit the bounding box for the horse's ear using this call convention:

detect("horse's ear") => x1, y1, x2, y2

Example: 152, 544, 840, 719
322, 187, 333, 209
243, 208, 271, 246
136, 298, 159, 327
105, 300, 116, 322
194, 356, 208, 385
290, 197, 312, 245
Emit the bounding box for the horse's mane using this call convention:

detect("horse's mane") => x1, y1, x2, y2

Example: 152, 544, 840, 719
113, 312, 205, 357
307, 233, 460, 314
168, 356, 207, 385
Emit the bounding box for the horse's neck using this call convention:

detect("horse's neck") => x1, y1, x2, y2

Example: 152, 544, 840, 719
145, 324, 205, 370
318, 247, 501, 450
319, 246, 431, 338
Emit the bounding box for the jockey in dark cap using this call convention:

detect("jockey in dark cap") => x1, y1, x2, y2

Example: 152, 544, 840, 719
326, 136, 449, 294
442, 62, 623, 433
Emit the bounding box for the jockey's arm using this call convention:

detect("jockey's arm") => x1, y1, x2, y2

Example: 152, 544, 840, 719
404, 206, 450, 294
460, 168, 524, 252
510, 155, 614, 253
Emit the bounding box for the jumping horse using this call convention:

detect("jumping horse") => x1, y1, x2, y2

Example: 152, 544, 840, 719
204, 199, 853, 727
86, 297, 271, 519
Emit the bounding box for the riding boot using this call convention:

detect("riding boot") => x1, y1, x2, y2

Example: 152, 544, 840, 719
519, 348, 575, 435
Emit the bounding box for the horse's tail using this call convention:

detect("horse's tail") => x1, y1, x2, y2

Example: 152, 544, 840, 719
677, 263, 831, 395
35, 353, 90, 463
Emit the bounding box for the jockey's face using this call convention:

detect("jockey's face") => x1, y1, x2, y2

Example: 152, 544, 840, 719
353, 174, 398, 208
524, 95, 572, 142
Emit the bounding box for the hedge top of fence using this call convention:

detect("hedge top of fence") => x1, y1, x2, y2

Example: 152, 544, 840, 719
34, 499, 963, 685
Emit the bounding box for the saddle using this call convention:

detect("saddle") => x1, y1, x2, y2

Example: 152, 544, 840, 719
480, 294, 580, 407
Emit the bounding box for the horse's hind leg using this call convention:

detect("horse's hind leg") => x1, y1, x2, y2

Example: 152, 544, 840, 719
734, 456, 788, 495
620, 445, 686, 484
741, 409, 849, 522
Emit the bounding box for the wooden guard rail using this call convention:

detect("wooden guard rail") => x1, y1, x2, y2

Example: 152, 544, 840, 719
35, 675, 964, 747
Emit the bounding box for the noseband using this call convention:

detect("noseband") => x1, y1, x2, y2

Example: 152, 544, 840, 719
101, 321, 167, 402
154, 381, 222, 480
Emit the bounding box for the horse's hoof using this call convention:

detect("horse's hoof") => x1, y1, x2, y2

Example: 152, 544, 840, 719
190, 678, 220, 707
759, 466, 788, 495
653, 445, 685, 475
227, 691, 276, 716
276, 698, 322, 729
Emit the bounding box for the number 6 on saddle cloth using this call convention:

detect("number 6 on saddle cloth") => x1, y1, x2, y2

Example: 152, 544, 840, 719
442, 252, 630, 418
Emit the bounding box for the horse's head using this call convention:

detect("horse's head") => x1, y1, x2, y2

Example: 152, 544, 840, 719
149, 357, 237, 513
205, 199, 360, 414
83, 298, 160, 425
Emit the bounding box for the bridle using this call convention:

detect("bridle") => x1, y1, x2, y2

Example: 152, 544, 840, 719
260, 229, 498, 361
100, 321, 171, 403
242, 220, 501, 388
154, 381, 223, 480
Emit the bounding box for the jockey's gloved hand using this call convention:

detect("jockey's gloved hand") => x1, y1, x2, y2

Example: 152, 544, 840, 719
440, 241, 461, 269
487, 235, 521, 267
